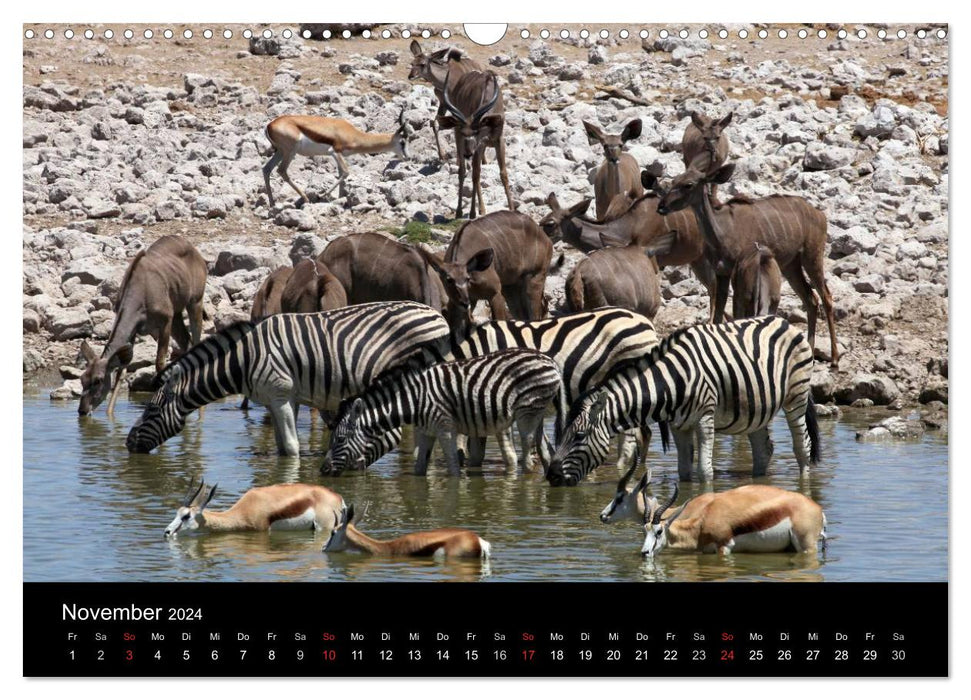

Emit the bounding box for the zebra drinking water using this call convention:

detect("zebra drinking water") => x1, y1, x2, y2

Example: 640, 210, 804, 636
126, 301, 450, 456
546, 316, 820, 485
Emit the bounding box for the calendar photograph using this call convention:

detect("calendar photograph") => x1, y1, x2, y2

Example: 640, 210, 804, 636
22, 20, 948, 604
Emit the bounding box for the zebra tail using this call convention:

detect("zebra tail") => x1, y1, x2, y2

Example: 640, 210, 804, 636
657, 422, 670, 453
553, 379, 568, 445
806, 393, 821, 464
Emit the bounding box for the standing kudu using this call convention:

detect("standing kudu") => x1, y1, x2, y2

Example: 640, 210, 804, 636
318, 232, 445, 311
281, 258, 348, 313
732, 243, 782, 319
540, 189, 719, 321
439, 71, 515, 220
583, 119, 644, 220
565, 233, 675, 319
656, 162, 839, 366
78, 235, 207, 416
408, 40, 484, 161
419, 211, 552, 342
682, 111, 732, 204
251, 266, 293, 322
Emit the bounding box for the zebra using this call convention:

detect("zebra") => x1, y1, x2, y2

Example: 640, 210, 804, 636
327, 349, 567, 475
125, 301, 450, 456
546, 316, 820, 486
320, 307, 660, 473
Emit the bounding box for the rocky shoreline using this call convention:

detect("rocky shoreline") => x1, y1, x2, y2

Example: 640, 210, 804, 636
23, 25, 948, 433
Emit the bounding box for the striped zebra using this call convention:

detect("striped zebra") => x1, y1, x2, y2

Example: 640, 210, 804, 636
321, 307, 660, 473
546, 316, 820, 486
327, 349, 566, 475
126, 301, 450, 456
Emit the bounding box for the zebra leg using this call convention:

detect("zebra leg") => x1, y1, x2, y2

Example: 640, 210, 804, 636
467, 434, 486, 468
748, 428, 773, 478
516, 414, 544, 471
267, 400, 300, 457
496, 430, 518, 470
437, 428, 462, 476
414, 432, 435, 476
616, 430, 640, 472
695, 413, 716, 482
672, 428, 695, 481
785, 406, 813, 475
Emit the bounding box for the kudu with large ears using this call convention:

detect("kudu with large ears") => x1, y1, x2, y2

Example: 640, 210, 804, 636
418, 246, 496, 343
681, 111, 733, 204
439, 70, 515, 219
78, 235, 207, 416
656, 162, 840, 366
583, 119, 644, 220
408, 40, 484, 161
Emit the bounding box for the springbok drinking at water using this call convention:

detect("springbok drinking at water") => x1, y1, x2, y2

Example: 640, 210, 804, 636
322, 502, 490, 559
163, 481, 344, 537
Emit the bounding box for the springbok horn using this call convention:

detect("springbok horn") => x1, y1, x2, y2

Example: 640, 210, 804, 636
182, 479, 204, 508
653, 482, 679, 525
472, 74, 500, 123
441, 73, 467, 122
617, 460, 639, 492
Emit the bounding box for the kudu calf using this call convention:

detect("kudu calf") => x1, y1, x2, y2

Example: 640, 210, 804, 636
583, 119, 644, 220
408, 40, 484, 161
682, 111, 733, 204
281, 258, 348, 313
250, 266, 293, 321
439, 71, 514, 219
656, 162, 839, 366
732, 243, 782, 319
565, 233, 674, 319
318, 232, 445, 311
539, 190, 718, 320
78, 235, 207, 416
419, 211, 552, 342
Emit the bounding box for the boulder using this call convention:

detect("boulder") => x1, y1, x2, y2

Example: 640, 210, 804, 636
46, 307, 93, 341
835, 373, 900, 406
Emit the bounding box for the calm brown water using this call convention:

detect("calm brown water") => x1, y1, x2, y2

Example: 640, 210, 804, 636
23, 381, 948, 582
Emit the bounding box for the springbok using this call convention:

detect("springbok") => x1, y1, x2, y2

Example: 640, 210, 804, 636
439, 71, 514, 219
251, 266, 293, 321
565, 233, 674, 318
655, 162, 839, 366
408, 40, 484, 161
78, 235, 207, 416
682, 111, 732, 203
164, 481, 344, 537
583, 119, 644, 220
318, 232, 445, 311
419, 211, 552, 342
540, 191, 717, 320
599, 463, 653, 524
281, 258, 348, 313
641, 482, 827, 557
732, 243, 781, 319
263, 110, 411, 207
323, 502, 490, 558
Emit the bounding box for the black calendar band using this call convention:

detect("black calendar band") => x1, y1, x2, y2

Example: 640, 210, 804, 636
24, 582, 948, 677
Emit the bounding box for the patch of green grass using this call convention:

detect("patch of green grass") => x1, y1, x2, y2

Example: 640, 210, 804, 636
386, 220, 433, 244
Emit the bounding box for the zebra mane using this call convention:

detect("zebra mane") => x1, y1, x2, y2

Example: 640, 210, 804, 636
153, 321, 256, 388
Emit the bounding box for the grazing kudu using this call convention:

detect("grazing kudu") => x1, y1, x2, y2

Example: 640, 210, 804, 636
732, 243, 782, 319
281, 258, 348, 313
78, 235, 207, 416
408, 40, 484, 161
419, 211, 552, 341
263, 110, 411, 207
540, 191, 718, 320
439, 71, 514, 219
323, 502, 490, 558
583, 119, 644, 220
250, 266, 293, 321
655, 163, 839, 366
641, 482, 827, 557
318, 233, 445, 311
164, 480, 344, 537
564, 233, 675, 319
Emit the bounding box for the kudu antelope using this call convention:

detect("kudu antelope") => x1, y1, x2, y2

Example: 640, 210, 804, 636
682, 111, 732, 203
408, 40, 484, 161
540, 191, 718, 320
318, 232, 445, 311
263, 110, 412, 207
641, 482, 827, 557
655, 162, 840, 366
583, 119, 644, 220
732, 243, 782, 318
565, 232, 675, 318
78, 235, 207, 416
281, 258, 348, 313
439, 71, 514, 219
164, 480, 345, 537
418, 211, 552, 342
250, 266, 293, 321
323, 502, 490, 558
